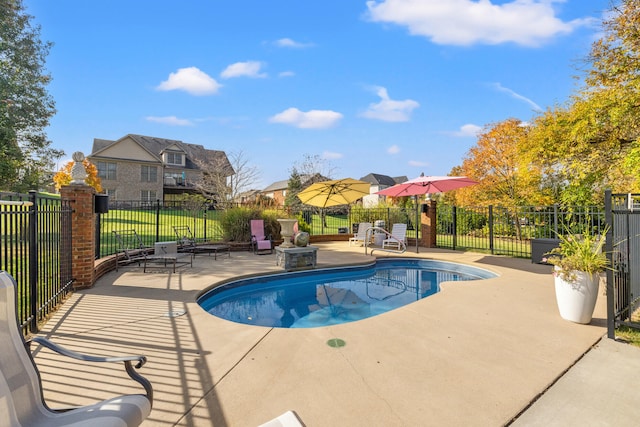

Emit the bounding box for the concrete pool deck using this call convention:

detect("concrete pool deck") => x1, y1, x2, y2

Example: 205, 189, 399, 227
33, 243, 639, 426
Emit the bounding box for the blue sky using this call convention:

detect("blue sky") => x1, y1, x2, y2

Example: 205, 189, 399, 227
26, 0, 607, 189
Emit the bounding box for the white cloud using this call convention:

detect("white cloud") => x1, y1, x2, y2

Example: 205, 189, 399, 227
323, 151, 343, 160
279, 71, 296, 78
275, 38, 314, 48
269, 107, 343, 129
220, 61, 267, 79
146, 116, 194, 126
453, 123, 482, 137
156, 67, 221, 95
388, 144, 400, 154
360, 86, 419, 122
366, 0, 592, 47
491, 82, 542, 111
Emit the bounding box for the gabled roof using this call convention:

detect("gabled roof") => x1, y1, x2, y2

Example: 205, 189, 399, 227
263, 179, 289, 192
359, 173, 398, 187
393, 176, 409, 184
262, 174, 325, 192
90, 134, 234, 175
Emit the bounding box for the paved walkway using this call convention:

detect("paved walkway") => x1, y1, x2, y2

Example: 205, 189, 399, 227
32, 243, 639, 426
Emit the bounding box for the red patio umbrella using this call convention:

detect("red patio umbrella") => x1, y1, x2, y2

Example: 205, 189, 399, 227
376, 175, 478, 197
376, 175, 479, 252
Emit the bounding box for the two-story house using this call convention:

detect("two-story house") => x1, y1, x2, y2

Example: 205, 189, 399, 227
88, 134, 234, 202
360, 173, 408, 207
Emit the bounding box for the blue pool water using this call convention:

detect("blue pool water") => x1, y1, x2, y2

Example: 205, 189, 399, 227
198, 258, 497, 328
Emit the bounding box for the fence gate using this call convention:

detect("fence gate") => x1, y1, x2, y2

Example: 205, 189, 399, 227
0, 191, 73, 335
606, 191, 640, 337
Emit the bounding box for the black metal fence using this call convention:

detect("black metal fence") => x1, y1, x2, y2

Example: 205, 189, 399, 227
437, 204, 606, 258
97, 200, 608, 260
0, 191, 73, 336
606, 191, 640, 336
98, 200, 231, 258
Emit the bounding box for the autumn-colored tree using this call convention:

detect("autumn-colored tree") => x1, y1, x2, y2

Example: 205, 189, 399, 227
53, 159, 103, 193
452, 118, 549, 207
455, 1, 640, 207
583, 0, 640, 193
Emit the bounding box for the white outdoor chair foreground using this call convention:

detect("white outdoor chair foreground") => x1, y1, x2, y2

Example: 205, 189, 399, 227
0, 271, 153, 427
349, 222, 372, 246
382, 223, 408, 250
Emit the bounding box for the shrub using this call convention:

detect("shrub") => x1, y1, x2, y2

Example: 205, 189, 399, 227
220, 207, 259, 242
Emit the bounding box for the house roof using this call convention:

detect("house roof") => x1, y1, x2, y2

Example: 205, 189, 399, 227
359, 173, 399, 187
262, 174, 325, 192
90, 134, 234, 175
262, 179, 290, 192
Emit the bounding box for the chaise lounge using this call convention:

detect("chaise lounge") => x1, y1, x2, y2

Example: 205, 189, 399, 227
251, 219, 273, 254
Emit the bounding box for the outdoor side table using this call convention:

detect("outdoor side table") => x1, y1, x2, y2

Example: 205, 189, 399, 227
193, 244, 230, 260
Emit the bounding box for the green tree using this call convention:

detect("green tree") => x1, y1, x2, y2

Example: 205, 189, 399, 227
284, 167, 303, 211
522, 0, 640, 204
0, 0, 62, 192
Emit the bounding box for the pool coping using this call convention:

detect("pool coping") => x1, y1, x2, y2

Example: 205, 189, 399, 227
33, 243, 610, 426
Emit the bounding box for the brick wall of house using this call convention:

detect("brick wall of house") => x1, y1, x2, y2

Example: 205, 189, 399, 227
101, 160, 164, 200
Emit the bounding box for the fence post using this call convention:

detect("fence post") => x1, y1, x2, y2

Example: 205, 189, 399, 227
488, 205, 494, 255
553, 204, 558, 236
203, 209, 208, 241
452, 206, 457, 251
155, 199, 161, 242
60, 183, 96, 289
420, 200, 437, 248
604, 190, 615, 339
28, 191, 38, 332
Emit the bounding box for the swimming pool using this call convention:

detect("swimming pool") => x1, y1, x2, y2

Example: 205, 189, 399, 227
198, 258, 498, 328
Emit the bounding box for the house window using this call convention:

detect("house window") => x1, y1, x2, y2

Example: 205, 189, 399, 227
165, 152, 184, 166
141, 165, 157, 182
141, 190, 156, 202
97, 161, 116, 180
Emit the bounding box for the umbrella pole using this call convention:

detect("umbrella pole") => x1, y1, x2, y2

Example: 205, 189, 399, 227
415, 197, 419, 253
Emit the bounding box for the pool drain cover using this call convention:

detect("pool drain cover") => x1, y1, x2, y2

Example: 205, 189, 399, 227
327, 338, 346, 348
164, 310, 186, 318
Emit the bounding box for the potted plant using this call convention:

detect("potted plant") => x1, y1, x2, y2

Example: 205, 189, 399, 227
544, 229, 609, 324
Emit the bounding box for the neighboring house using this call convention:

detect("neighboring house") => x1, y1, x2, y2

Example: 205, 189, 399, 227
88, 134, 234, 202
360, 173, 408, 207
235, 189, 262, 205
261, 174, 326, 207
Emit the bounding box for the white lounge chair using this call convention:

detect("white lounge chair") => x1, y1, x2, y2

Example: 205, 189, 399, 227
382, 223, 408, 250
0, 270, 153, 427
349, 222, 372, 246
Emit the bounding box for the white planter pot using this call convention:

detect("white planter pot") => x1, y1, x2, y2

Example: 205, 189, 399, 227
554, 269, 600, 324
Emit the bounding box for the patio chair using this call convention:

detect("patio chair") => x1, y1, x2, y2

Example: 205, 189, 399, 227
0, 270, 153, 427
251, 219, 273, 254
173, 225, 230, 260
112, 229, 152, 270
382, 223, 408, 250
349, 222, 372, 246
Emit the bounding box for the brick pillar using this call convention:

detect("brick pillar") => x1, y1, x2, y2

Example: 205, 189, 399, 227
420, 199, 437, 248
60, 184, 96, 289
